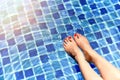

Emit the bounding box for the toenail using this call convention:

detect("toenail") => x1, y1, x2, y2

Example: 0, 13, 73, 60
68, 36, 71, 39
74, 33, 77, 36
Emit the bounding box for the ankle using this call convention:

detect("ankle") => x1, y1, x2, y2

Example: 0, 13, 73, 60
75, 52, 85, 62
88, 50, 100, 62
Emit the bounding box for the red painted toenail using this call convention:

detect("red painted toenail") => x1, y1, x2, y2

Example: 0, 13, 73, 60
68, 36, 71, 39
74, 33, 77, 36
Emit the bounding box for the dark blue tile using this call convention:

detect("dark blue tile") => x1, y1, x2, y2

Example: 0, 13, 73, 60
39, 23, 48, 29
58, 4, 65, 10
53, 12, 60, 19
40, 55, 49, 63
36, 75, 45, 80
0, 48, 8, 57
95, 32, 102, 39
106, 37, 113, 44
102, 47, 109, 54
65, 24, 73, 31
61, 33, 67, 40
25, 68, 33, 77
2, 57, 10, 65
115, 4, 120, 10
46, 44, 55, 52
116, 42, 120, 50
15, 71, 24, 79
0, 68, 3, 75
14, 29, 21, 36
89, 63, 96, 68
90, 41, 99, 49
35, 10, 42, 16
29, 49, 37, 57
100, 8, 107, 15
63, 0, 69, 2
50, 28, 58, 34
0, 33, 5, 40
72, 65, 80, 73
55, 70, 63, 78
90, 3, 97, 9
7, 38, 15, 46
117, 26, 120, 32
68, 9, 75, 16
36, 39, 44, 47
76, 29, 84, 35
78, 14, 85, 20
79, 0, 87, 5
88, 19, 96, 25
40, 1, 48, 7
24, 34, 33, 41
18, 43, 27, 52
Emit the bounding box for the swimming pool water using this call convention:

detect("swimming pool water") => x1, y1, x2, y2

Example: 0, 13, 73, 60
0, 0, 120, 80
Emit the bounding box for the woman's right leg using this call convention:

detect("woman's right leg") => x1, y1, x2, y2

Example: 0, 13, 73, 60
74, 33, 120, 80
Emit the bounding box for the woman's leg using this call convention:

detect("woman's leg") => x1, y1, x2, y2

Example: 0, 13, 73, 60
74, 33, 120, 80
63, 36, 103, 80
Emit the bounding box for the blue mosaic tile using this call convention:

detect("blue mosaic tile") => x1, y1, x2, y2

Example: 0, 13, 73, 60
106, 37, 113, 44
46, 44, 55, 52
40, 55, 49, 63
0, 48, 8, 57
36, 75, 45, 80
114, 4, 120, 10
72, 65, 80, 73
88, 18, 96, 25
79, 0, 87, 5
55, 70, 63, 78
100, 8, 108, 15
102, 47, 110, 54
0, 68, 3, 75
29, 49, 38, 57
68, 9, 75, 16
2, 57, 11, 65
95, 32, 103, 39
90, 3, 97, 9
17, 43, 27, 52
15, 71, 24, 79
25, 68, 34, 77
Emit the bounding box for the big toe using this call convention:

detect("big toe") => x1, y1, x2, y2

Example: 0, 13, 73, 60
74, 33, 81, 40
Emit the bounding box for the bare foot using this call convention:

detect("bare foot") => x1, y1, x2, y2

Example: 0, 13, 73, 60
74, 33, 93, 62
63, 36, 85, 60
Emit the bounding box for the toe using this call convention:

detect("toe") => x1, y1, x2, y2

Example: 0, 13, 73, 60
74, 33, 79, 39
68, 36, 73, 42
63, 43, 66, 47
74, 33, 82, 39
64, 38, 68, 43
76, 33, 82, 38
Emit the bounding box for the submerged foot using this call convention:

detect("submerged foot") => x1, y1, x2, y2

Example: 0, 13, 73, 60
74, 33, 93, 62
63, 36, 85, 60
